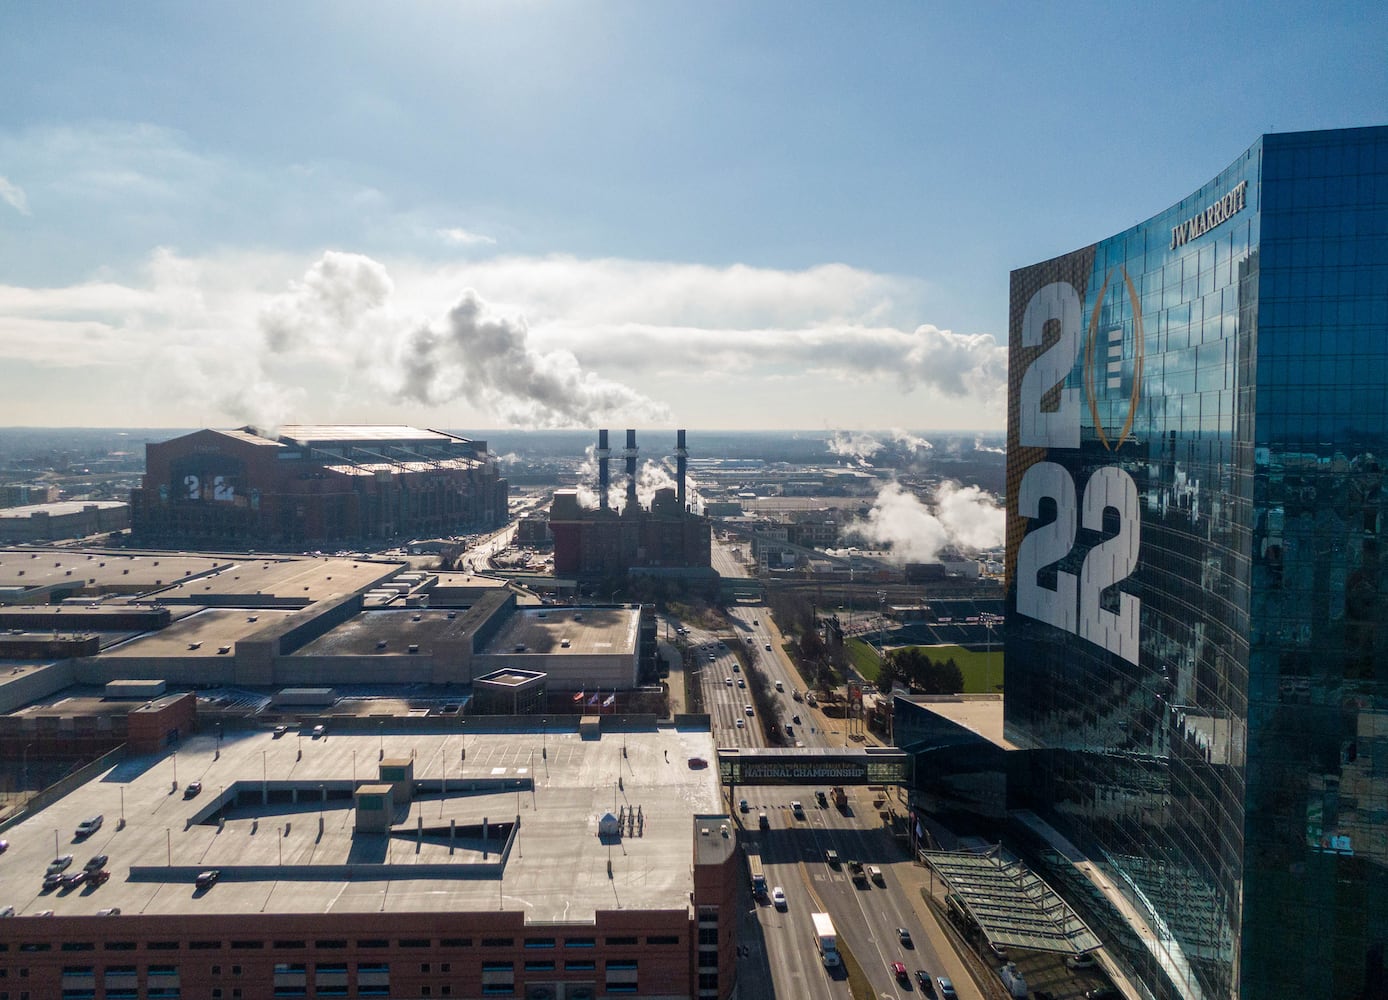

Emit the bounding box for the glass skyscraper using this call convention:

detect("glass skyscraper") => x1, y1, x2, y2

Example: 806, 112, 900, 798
1005, 126, 1388, 1000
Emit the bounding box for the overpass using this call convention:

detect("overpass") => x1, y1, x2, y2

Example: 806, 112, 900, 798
717, 746, 911, 787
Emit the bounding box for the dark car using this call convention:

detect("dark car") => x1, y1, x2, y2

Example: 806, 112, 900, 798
42, 871, 65, 891
62, 869, 88, 890
897, 927, 913, 947
195, 869, 220, 889
184, 780, 202, 799
83, 854, 109, 872
815, 790, 827, 806
273, 725, 289, 738
89, 869, 111, 886
916, 970, 935, 996
1085, 990, 1121, 1000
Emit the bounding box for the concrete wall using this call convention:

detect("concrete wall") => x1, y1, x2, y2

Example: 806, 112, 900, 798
0, 660, 76, 714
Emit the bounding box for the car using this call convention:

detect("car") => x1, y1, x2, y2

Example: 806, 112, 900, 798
31, 909, 54, 917
774, 680, 783, 691
311, 725, 325, 739
792, 714, 802, 724
771, 885, 786, 909
744, 705, 753, 716
868, 865, 885, 885
709, 654, 716, 661
752, 619, 758, 625
96, 907, 121, 916
83, 854, 109, 872
791, 800, 804, 817
195, 869, 220, 889
784, 724, 793, 736
898, 927, 913, 947
737, 678, 745, 688
47, 854, 74, 874
891, 961, 908, 981
735, 719, 745, 728
1067, 952, 1098, 970
764, 642, 772, 651
89, 869, 111, 886
687, 757, 709, 769
739, 799, 749, 813
724, 677, 732, 686
0, 905, 13, 917
937, 976, 959, 1000
758, 812, 770, 829
792, 690, 803, 702
825, 849, 840, 867
732, 663, 740, 672
1085, 989, 1120, 1000
183, 780, 202, 799
42, 872, 65, 891
0, 839, 8, 854
816, 790, 828, 806
272, 725, 289, 738
62, 870, 88, 889
915, 969, 934, 995
74, 815, 103, 838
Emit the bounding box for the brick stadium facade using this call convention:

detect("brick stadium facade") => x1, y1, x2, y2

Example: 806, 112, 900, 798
131, 426, 508, 549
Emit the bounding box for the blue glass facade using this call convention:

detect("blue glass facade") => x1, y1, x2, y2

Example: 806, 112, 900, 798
1005, 126, 1388, 1000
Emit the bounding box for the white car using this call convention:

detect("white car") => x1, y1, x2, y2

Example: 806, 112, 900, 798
771, 886, 786, 909
745, 705, 754, 716
725, 677, 733, 686
735, 719, 745, 728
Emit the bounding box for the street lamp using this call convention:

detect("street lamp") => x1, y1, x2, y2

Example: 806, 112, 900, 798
21, 742, 33, 790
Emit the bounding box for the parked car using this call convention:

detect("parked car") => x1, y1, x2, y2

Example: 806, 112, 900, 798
74, 815, 103, 838
771, 886, 786, 909
791, 800, 804, 817
815, 790, 828, 807
89, 869, 111, 886
195, 869, 220, 889
184, 780, 202, 799
273, 725, 289, 738
42, 872, 65, 891
739, 799, 749, 813
311, 725, 325, 739
0, 905, 14, 917
1067, 952, 1098, 970
62, 870, 88, 890
83, 854, 109, 872
47, 855, 74, 874
96, 907, 121, 916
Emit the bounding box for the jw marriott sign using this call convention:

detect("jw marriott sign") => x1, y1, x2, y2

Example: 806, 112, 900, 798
1170, 180, 1248, 250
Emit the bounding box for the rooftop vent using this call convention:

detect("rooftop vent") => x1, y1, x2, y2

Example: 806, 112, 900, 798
217, 646, 231, 655
376, 640, 388, 650
408, 644, 419, 654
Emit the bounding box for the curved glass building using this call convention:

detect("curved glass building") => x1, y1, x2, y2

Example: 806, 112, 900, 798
1006, 126, 1388, 1000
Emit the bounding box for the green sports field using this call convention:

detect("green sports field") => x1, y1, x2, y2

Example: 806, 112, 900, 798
847, 638, 1004, 694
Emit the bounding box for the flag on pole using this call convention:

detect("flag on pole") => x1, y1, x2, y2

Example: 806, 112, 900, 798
572, 689, 585, 703
588, 691, 600, 706
602, 693, 616, 708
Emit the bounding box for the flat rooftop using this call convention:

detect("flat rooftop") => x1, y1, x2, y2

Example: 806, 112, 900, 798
294, 609, 478, 656
481, 607, 639, 657
99, 608, 300, 658
906, 693, 1017, 750
0, 723, 722, 920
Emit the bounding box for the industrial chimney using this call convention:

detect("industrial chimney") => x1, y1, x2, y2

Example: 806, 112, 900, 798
676, 429, 688, 510
597, 429, 610, 510
624, 429, 639, 512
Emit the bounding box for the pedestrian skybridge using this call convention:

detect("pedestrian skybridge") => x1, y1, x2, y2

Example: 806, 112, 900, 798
716, 746, 911, 786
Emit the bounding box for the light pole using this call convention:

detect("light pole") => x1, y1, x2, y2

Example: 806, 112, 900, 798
22, 743, 32, 789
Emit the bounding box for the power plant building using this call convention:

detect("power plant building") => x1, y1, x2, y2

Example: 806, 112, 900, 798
548, 430, 714, 585
1005, 126, 1388, 999
131, 425, 508, 548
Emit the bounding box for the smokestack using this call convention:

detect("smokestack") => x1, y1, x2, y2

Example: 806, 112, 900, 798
676, 429, 688, 510
597, 429, 610, 510
624, 429, 638, 512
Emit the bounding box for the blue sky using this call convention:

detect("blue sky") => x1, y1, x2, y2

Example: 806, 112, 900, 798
1, 1, 1385, 431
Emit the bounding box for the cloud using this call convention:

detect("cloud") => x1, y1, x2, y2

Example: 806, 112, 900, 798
437, 227, 497, 246
0, 246, 1005, 428
259, 251, 394, 353
0, 175, 29, 216
828, 431, 884, 461
846, 480, 1003, 563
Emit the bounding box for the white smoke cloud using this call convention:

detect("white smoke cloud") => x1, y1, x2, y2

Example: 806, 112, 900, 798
847, 479, 1003, 563
259, 250, 393, 353
0, 175, 30, 216
828, 431, 883, 461
890, 429, 934, 454
397, 289, 670, 428
973, 436, 1005, 455
634, 458, 678, 508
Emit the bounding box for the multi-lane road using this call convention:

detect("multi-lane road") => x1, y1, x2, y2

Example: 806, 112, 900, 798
667, 603, 980, 1000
